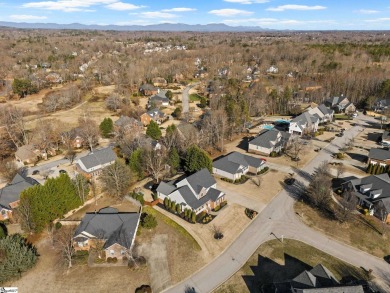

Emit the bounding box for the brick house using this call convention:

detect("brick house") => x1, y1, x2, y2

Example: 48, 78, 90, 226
367, 148, 390, 167
139, 84, 158, 96
140, 108, 166, 126
75, 147, 117, 177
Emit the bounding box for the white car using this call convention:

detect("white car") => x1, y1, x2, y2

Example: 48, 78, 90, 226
351, 113, 358, 118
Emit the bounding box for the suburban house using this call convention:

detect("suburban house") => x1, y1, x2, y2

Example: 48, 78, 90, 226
342, 173, 390, 223
213, 152, 266, 181
138, 135, 162, 151
176, 123, 200, 143
114, 116, 143, 134
140, 108, 166, 126
76, 147, 117, 177
0, 173, 39, 220
15, 144, 56, 164
381, 130, 390, 145
374, 98, 390, 112
148, 91, 170, 108
307, 104, 334, 123
266, 65, 279, 74
73, 207, 141, 260
156, 168, 225, 214
61, 128, 84, 149
289, 112, 319, 136
248, 129, 291, 156
367, 148, 390, 167
139, 84, 158, 96
325, 95, 356, 113
152, 77, 167, 87
273, 263, 364, 292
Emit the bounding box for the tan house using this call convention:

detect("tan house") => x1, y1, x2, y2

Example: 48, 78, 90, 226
73, 207, 141, 260
152, 77, 167, 87
61, 128, 84, 149
139, 84, 158, 96
0, 173, 39, 220
75, 147, 117, 177
15, 144, 56, 164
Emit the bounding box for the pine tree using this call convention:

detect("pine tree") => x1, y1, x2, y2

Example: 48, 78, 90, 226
170, 201, 176, 212
168, 147, 180, 174
176, 203, 182, 214
372, 164, 378, 175
146, 120, 162, 140
99, 117, 113, 138
379, 165, 385, 174
164, 197, 169, 209
366, 164, 373, 174
129, 148, 144, 179
191, 211, 197, 223
184, 145, 212, 173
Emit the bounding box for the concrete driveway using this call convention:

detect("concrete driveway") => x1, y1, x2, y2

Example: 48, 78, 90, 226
163, 114, 390, 293
182, 83, 199, 113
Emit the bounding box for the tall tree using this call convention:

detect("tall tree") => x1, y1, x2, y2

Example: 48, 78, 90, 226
99, 117, 113, 138
184, 145, 212, 173
129, 148, 144, 179
78, 117, 99, 152
144, 149, 167, 183
12, 78, 37, 98
146, 120, 162, 140
55, 226, 76, 269
0, 105, 30, 147
168, 147, 180, 175
100, 160, 132, 200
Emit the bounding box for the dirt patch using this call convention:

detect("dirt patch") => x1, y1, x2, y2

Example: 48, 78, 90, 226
138, 234, 171, 292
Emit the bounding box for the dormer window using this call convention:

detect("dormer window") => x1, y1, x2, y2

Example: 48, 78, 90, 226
360, 184, 372, 193
370, 189, 382, 199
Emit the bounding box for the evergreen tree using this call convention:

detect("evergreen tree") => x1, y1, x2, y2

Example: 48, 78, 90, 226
184, 145, 212, 173
166, 124, 177, 135
176, 203, 182, 214
191, 211, 196, 223
12, 78, 38, 98
164, 197, 169, 209
129, 148, 144, 179
141, 213, 158, 229
170, 201, 176, 212
372, 164, 378, 175
146, 120, 162, 140
168, 147, 180, 174
366, 164, 373, 174
166, 90, 173, 100
0, 234, 38, 283
379, 165, 385, 174
99, 117, 113, 138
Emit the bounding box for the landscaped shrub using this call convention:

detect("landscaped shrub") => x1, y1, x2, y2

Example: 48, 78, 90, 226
130, 191, 145, 205
54, 222, 62, 230
336, 152, 344, 159
213, 205, 220, 212
270, 151, 278, 157
135, 285, 152, 293
257, 166, 269, 175
196, 211, 207, 222
140, 213, 158, 229
245, 208, 258, 219
220, 177, 233, 183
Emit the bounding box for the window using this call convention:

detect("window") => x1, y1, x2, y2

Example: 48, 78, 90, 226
121, 250, 125, 255
78, 242, 84, 247
110, 250, 115, 255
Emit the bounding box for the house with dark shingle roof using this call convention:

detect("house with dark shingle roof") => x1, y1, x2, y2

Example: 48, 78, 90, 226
342, 173, 390, 223
148, 90, 170, 108
140, 108, 166, 126
114, 116, 143, 135
0, 173, 39, 220
289, 112, 319, 136
73, 207, 140, 260
307, 104, 334, 123
368, 148, 390, 167
248, 129, 291, 156
139, 83, 158, 96
156, 168, 225, 214
212, 152, 266, 181
325, 95, 355, 114
76, 147, 117, 177
381, 130, 390, 145
274, 263, 364, 293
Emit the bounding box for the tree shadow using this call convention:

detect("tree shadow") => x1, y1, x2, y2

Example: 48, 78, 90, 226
351, 164, 367, 173
184, 285, 197, 293
237, 136, 251, 151
366, 132, 382, 142
291, 167, 312, 182
355, 215, 383, 236
282, 180, 307, 200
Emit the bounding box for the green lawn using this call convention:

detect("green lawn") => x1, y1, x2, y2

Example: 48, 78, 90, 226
294, 201, 390, 258
215, 239, 368, 293
143, 206, 201, 251
334, 114, 351, 120
189, 93, 202, 102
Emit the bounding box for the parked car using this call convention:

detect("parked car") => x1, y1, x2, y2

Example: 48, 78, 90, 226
59, 169, 67, 174
351, 113, 358, 118
32, 170, 40, 175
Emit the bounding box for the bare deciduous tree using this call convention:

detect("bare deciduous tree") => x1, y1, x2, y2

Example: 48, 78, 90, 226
100, 160, 132, 200
336, 163, 346, 178
334, 190, 358, 223
0, 158, 21, 182
55, 225, 77, 269
286, 136, 306, 164
144, 149, 168, 183
307, 161, 332, 209
250, 174, 262, 188
78, 117, 99, 152
0, 105, 30, 147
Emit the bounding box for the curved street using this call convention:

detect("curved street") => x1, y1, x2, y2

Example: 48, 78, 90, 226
182, 82, 199, 114
163, 114, 390, 293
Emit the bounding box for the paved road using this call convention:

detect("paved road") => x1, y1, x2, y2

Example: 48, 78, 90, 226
163, 113, 390, 293
182, 83, 199, 113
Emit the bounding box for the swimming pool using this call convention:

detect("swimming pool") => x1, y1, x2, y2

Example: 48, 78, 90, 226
263, 125, 274, 130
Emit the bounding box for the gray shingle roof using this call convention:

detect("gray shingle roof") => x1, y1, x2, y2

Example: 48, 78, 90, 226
114, 116, 142, 128
291, 112, 319, 127
293, 270, 318, 288
149, 91, 169, 104
250, 129, 279, 148
382, 131, 390, 141
299, 286, 364, 293
213, 152, 264, 175
140, 84, 157, 91
183, 168, 216, 195
318, 104, 333, 116
156, 182, 176, 196
146, 108, 165, 119
74, 207, 140, 249
78, 147, 117, 170
368, 148, 390, 161
310, 264, 338, 286
0, 173, 39, 209
177, 185, 222, 210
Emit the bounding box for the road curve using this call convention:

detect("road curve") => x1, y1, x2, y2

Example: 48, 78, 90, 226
163, 114, 390, 293
182, 83, 199, 114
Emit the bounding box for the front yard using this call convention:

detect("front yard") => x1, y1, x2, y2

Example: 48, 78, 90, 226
215, 239, 369, 293
294, 201, 390, 258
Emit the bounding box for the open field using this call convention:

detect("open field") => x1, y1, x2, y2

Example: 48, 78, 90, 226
294, 201, 390, 258
215, 239, 369, 293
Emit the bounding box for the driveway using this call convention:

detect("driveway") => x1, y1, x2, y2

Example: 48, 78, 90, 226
182, 83, 199, 113
163, 114, 390, 293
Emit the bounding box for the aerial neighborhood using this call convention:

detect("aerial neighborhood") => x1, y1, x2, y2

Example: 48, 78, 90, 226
0, 24, 389, 293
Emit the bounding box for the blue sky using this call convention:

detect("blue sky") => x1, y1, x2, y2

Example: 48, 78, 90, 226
0, 1, 390, 29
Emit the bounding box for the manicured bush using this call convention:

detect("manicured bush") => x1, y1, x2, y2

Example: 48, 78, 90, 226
191, 211, 196, 223
141, 213, 158, 229
135, 285, 152, 293
336, 152, 344, 159
130, 191, 145, 205
270, 151, 278, 157
245, 208, 258, 219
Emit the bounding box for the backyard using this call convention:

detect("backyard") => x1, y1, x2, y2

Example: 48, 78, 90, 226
215, 239, 369, 293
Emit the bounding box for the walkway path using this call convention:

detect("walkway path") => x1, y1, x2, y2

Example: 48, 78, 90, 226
163, 113, 390, 293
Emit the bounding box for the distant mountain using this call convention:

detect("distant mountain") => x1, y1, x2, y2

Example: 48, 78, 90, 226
0, 21, 270, 32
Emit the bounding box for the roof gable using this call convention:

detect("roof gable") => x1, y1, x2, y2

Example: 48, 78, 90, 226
78, 147, 117, 170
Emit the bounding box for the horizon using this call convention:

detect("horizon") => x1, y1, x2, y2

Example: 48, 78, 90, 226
0, 1, 389, 30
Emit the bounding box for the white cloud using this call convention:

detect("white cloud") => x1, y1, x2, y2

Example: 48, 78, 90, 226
162, 8, 196, 12
267, 5, 326, 12
105, 2, 143, 11
223, 18, 335, 26
22, 0, 118, 12
364, 18, 390, 23
140, 11, 177, 18
209, 9, 253, 16
356, 9, 379, 14
10, 14, 48, 20
224, 0, 269, 4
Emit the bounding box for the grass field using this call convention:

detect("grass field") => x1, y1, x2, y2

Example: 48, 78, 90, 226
215, 239, 368, 293
189, 93, 202, 102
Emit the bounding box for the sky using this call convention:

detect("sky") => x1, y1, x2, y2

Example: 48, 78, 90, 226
0, 1, 390, 30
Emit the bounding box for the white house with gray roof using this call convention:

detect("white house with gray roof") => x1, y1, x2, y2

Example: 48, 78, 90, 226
307, 104, 334, 123
213, 152, 266, 181
76, 147, 117, 177
156, 168, 225, 214
342, 173, 390, 223
73, 207, 140, 260
248, 129, 291, 156
289, 112, 319, 136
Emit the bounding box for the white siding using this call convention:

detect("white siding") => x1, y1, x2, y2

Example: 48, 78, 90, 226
212, 167, 238, 181
248, 143, 272, 155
